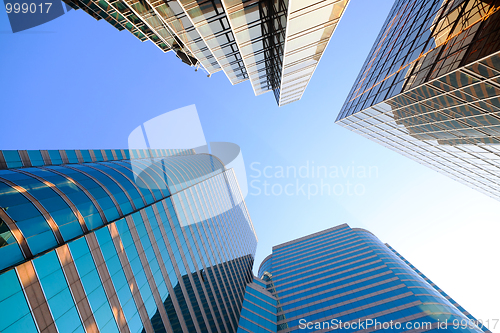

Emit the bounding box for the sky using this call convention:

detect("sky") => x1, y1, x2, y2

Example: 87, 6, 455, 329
1, 0, 500, 329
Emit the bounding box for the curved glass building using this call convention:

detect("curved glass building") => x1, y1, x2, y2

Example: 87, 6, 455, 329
258, 224, 490, 333
0, 148, 257, 333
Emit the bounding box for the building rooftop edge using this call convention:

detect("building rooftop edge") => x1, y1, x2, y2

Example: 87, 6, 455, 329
351, 227, 377, 237
272, 223, 350, 250
0, 148, 196, 170
257, 254, 273, 275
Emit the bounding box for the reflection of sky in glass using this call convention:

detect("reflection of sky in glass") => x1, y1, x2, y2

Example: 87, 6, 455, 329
337, 51, 500, 203
338, 0, 500, 121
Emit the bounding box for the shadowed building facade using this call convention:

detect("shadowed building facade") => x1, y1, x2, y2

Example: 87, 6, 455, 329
62, 0, 349, 106
0, 148, 257, 333
336, 0, 500, 201
258, 224, 490, 333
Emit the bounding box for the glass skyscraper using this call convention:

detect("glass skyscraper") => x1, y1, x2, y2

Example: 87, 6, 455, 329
258, 224, 490, 333
336, 0, 500, 201
62, 0, 349, 106
0, 148, 257, 333
236, 276, 277, 333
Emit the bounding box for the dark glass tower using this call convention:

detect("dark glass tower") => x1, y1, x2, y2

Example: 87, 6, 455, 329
336, 0, 500, 201
0, 148, 257, 333
258, 224, 490, 333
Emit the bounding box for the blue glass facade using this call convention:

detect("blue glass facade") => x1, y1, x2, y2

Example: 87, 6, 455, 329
0, 148, 257, 333
258, 224, 490, 333
237, 277, 277, 333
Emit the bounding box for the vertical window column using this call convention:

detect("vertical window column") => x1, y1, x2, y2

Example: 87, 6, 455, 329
200, 178, 246, 318
107, 223, 155, 333
32, 251, 86, 333
124, 213, 173, 333
190, 184, 239, 331
192, 181, 241, 328
173, 195, 221, 333
85, 232, 130, 333
157, 199, 203, 333
144, 204, 190, 332
161, 198, 212, 333
180, 197, 230, 333
54, 244, 98, 333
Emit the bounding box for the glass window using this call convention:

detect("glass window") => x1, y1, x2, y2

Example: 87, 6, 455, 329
0, 180, 57, 255
3, 151, 22, 169
0, 270, 37, 333
69, 237, 120, 333
27, 150, 44, 167
33, 251, 85, 333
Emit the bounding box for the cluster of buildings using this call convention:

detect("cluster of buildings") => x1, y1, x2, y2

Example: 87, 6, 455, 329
0, 147, 492, 333
1, 0, 499, 332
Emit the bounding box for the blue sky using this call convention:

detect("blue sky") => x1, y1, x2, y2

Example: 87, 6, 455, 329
1, 0, 499, 328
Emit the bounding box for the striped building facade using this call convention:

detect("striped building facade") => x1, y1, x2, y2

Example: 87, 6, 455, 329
237, 276, 277, 333
258, 224, 490, 333
0, 148, 257, 333
62, 0, 350, 106
336, 0, 500, 201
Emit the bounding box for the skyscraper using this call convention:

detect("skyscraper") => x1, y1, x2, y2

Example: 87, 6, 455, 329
63, 0, 349, 106
336, 0, 500, 201
0, 148, 257, 333
236, 276, 277, 333
258, 224, 490, 333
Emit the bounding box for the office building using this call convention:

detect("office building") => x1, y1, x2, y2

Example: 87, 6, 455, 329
236, 276, 277, 333
336, 0, 500, 201
63, 0, 349, 106
258, 223, 490, 332
0, 148, 257, 333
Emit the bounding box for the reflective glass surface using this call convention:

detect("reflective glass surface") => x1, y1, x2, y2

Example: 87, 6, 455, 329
33, 251, 85, 333
0, 270, 37, 333
338, 0, 500, 120
69, 237, 120, 333
278, 0, 347, 106
181, 0, 249, 84
49, 0, 347, 105
237, 277, 277, 333
258, 224, 487, 332
0, 149, 257, 333
338, 52, 500, 201
226, 0, 288, 96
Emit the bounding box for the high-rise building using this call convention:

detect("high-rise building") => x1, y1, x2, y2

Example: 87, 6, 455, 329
258, 224, 490, 333
236, 276, 277, 333
63, 0, 349, 106
336, 0, 500, 201
0, 148, 257, 333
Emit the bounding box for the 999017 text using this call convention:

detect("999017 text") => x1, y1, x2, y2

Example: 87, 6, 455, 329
5, 3, 52, 14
